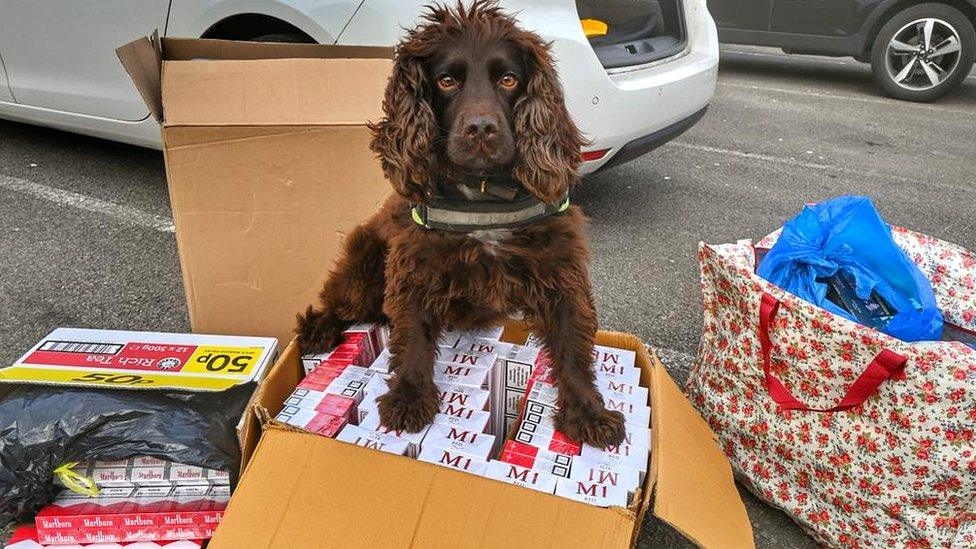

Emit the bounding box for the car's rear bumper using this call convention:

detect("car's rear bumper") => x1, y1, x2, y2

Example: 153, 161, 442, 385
594, 106, 707, 172
530, 0, 718, 173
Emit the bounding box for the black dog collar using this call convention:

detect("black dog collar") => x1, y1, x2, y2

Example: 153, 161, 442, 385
410, 194, 570, 232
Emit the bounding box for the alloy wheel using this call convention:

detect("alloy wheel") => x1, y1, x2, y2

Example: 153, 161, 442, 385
885, 18, 962, 91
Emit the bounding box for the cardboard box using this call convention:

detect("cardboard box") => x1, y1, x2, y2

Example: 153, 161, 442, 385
117, 35, 394, 346
117, 36, 753, 548
212, 328, 754, 548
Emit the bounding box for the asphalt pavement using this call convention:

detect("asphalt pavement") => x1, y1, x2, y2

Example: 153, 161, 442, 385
1, 46, 975, 547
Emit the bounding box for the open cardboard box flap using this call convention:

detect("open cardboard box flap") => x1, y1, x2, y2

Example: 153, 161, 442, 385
216, 330, 753, 549
116, 35, 393, 345
117, 34, 753, 548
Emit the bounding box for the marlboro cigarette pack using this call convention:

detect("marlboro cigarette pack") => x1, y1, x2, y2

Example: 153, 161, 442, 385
335, 424, 409, 456
274, 406, 346, 437
33, 493, 228, 545
4, 524, 204, 549
422, 422, 495, 461
417, 446, 488, 475
554, 477, 630, 508
56, 459, 229, 493
359, 412, 429, 458
482, 460, 557, 494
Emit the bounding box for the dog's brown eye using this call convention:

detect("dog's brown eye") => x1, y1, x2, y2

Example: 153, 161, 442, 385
498, 73, 518, 89
437, 75, 459, 90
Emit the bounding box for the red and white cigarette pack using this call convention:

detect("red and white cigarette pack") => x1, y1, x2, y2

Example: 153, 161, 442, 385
281, 388, 356, 422
437, 326, 504, 348
567, 461, 641, 496
421, 422, 495, 461
3, 525, 203, 549
482, 460, 557, 494
578, 440, 649, 481
452, 335, 513, 357
499, 440, 575, 478
59, 459, 228, 493
274, 407, 346, 437
335, 424, 409, 456
432, 362, 489, 389
554, 477, 630, 508
300, 323, 384, 375
416, 446, 488, 475
368, 348, 392, 374
435, 347, 497, 370
33, 493, 228, 545
358, 412, 429, 458
434, 403, 491, 433
436, 381, 490, 411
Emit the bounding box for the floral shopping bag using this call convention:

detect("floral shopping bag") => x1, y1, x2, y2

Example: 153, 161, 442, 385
687, 226, 976, 548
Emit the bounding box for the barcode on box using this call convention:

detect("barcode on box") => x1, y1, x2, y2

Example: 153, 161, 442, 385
39, 340, 124, 354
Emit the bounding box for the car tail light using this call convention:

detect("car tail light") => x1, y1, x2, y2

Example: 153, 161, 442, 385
582, 149, 610, 162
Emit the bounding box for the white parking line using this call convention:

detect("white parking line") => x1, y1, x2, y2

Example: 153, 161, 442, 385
0, 174, 175, 233
718, 81, 976, 117
670, 141, 914, 183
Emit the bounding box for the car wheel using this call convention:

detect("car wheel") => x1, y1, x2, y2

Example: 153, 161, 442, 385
870, 3, 975, 102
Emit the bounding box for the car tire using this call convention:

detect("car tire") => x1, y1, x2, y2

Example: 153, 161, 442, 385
870, 3, 975, 102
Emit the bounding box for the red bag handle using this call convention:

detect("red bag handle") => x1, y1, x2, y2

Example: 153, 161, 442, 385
759, 292, 907, 412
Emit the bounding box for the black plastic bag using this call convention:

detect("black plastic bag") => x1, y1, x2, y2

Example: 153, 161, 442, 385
0, 381, 254, 527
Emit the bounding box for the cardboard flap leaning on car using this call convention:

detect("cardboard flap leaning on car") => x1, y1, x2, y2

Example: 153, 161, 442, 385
116, 34, 394, 345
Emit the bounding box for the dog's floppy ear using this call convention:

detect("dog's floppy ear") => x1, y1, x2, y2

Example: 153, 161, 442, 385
369, 50, 438, 203
512, 36, 587, 205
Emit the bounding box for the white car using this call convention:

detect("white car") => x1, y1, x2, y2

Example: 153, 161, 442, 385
0, 0, 718, 173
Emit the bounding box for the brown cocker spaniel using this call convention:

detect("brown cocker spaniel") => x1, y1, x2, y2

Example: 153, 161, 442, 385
298, 1, 627, 449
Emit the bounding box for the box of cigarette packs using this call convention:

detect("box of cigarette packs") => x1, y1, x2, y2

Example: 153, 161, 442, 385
34, 493, 228, 545
212, 325, 752, 548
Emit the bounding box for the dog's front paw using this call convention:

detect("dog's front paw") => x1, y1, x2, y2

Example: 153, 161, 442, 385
296, 306, 347, 354
377, 380, 439, 433
556, 404, 627, 449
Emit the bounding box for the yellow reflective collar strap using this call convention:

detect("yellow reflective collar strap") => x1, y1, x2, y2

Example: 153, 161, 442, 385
411, 195, 570, 232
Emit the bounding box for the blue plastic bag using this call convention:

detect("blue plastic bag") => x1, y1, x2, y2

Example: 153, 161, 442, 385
758, 196, 943, 342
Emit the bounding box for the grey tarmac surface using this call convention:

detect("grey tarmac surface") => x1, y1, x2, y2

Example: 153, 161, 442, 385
1, 46, 974, 547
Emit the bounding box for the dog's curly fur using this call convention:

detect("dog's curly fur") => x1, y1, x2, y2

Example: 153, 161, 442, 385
297, 1, 626, 448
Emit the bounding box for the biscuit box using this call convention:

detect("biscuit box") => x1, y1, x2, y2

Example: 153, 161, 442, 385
117, 36, 753, 549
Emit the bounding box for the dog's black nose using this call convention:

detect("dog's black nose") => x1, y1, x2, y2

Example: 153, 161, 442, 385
464, 115, 498, 141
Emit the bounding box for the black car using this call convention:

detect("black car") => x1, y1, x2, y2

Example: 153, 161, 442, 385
709, 1, 976, 101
